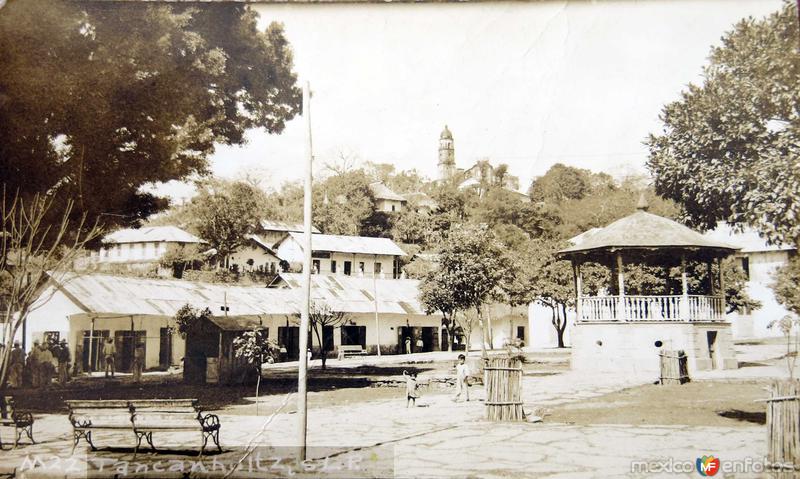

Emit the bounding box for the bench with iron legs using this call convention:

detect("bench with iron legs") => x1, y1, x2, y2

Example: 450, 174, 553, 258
0, 396, 34, 449
66, 399, 221, 458
337, 345, 368, 360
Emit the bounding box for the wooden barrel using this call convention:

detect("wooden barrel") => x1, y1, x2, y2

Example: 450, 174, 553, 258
659, 350, 689, 385
767, 380, 800, 470
485, 357, 524, 421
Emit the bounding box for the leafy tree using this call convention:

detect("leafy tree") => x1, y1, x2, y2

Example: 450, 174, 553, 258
419, 269, 460, 352
525, 240, 576, 348
173, 304, 213, 338
308, 302, 348, 369
233, 328, 279, 414
0, 192, 101, 390
159, 243, 204, 279
431, 224, 511, 357
391, 210, 430, 245
528, 163, 593, 203
646, 2, 800, 246
187, 180, 260, 263
314, 171, 375, 236
773, 256, 800, 316
0, 1, 300, 236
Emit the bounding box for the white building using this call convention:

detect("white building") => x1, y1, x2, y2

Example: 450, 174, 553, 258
369, 182, 407, 213
259, 220, 320, 247
226, 235, 282, 274
90, 226, 205, 274
274, 233, 406, 278
704, 223, 798, 339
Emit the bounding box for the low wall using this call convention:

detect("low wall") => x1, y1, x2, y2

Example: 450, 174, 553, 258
571, 321, 738, 377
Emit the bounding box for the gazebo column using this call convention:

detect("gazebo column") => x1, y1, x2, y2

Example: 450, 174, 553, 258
718, 257, 726, 320
616, 252, 626, 321
573, 261, 584, 321
680, 255, 689, 320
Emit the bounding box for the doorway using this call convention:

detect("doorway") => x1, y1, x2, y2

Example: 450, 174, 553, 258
341, 325, 366, 349
159, 328, 173, 369
114, 330, 146, 372
82, 330, 110, 372
707, 331, 718, 369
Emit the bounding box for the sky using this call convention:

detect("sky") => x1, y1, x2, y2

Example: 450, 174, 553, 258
157, 0, 783, 201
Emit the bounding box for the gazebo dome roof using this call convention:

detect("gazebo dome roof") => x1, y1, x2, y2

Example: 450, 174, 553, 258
558, 210, 739, 257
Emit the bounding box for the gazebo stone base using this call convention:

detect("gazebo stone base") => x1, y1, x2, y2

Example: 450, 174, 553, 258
571, 321, 737, 377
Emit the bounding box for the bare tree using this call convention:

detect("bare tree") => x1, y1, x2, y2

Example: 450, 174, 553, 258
323, 148, 360, 177
309, 301, 348, 369
0, 190, 102, 390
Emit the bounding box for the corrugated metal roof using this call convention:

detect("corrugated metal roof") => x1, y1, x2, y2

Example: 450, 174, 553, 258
54, 273, 300, 317
369, 182, 406, 202
103, 226, 205, 245
559, 210, 739, 255
48, 272, 428, 318
282, 232, 406, 257
260, 220, 320, 234
276, 273, 426, 315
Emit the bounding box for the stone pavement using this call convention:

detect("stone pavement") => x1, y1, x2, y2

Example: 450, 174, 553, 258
0, 343, 782, 478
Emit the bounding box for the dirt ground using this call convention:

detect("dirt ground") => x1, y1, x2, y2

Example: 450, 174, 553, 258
547, 379, 769, 427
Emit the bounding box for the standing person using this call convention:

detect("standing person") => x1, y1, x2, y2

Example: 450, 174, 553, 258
40, 343, 55, 388
132, 343, 144, 383
416, 337, 424, 353
404, 337, 411, 355
402, 370, 420, 408
57, 339, 71, 386
453, 354, 470, 402
73, 342, 84, 377
8, 342, 25, 388
103, 337, 116, 378
27, 341, 41, 388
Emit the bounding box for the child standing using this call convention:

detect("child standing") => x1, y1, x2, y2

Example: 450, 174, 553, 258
454, 354, 470, 402
403, 370, 420, 407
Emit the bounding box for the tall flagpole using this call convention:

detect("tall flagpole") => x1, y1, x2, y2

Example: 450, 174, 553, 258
298, 81, 313, 461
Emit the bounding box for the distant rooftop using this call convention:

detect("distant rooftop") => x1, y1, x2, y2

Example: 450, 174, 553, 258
703, 222, 796, 253
103, 226, 204, 245
369, 182, 406, 202
278, 232, 406, 258
260, 220, 320, 234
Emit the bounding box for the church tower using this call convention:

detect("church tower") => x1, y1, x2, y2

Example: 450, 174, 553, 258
438, 125, 456, 181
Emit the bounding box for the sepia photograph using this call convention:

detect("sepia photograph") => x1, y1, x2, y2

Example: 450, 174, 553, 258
0, 0, 798, 477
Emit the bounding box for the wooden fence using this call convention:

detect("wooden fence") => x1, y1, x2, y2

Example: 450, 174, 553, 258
767, 380, 800, 469
485, 357, 524, 421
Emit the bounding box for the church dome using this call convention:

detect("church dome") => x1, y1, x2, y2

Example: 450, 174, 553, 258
440, 125, 453, 140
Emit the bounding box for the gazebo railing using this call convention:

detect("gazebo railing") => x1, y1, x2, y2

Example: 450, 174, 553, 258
579, 295, 725, 322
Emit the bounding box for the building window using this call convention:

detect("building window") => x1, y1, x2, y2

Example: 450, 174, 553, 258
391, 204, 396, 212
344, 261, 352, 276
358, 262, 365, 274
331, 260, 337, 273
312, 259, 321, 274
374, 262, 382, 274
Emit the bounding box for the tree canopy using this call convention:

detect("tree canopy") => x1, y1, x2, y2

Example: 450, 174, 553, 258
646, 1, 800, 247
0, 0, 300, 235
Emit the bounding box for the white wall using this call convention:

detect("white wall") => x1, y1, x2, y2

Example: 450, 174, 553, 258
228, 245, 281, 273
375, 199, 404, 212
729, 250, 794, 339
24, 286, 83, 352
528, 302, 573, 349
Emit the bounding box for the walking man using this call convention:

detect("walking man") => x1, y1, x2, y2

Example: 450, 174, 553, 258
28, 341, 41, 388
103, 337, 116, 378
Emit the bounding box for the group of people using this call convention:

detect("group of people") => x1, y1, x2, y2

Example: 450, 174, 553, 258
6, 339, 72, 388
403, 353, 472, 407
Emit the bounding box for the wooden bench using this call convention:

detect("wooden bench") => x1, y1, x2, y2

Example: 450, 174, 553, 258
130, 399, 220, 458
338, 345, 368, 360
0, 396, 34, 449
66, 399, 221, 458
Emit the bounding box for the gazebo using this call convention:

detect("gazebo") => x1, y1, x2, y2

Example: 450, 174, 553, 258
557, 198, 740, 375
